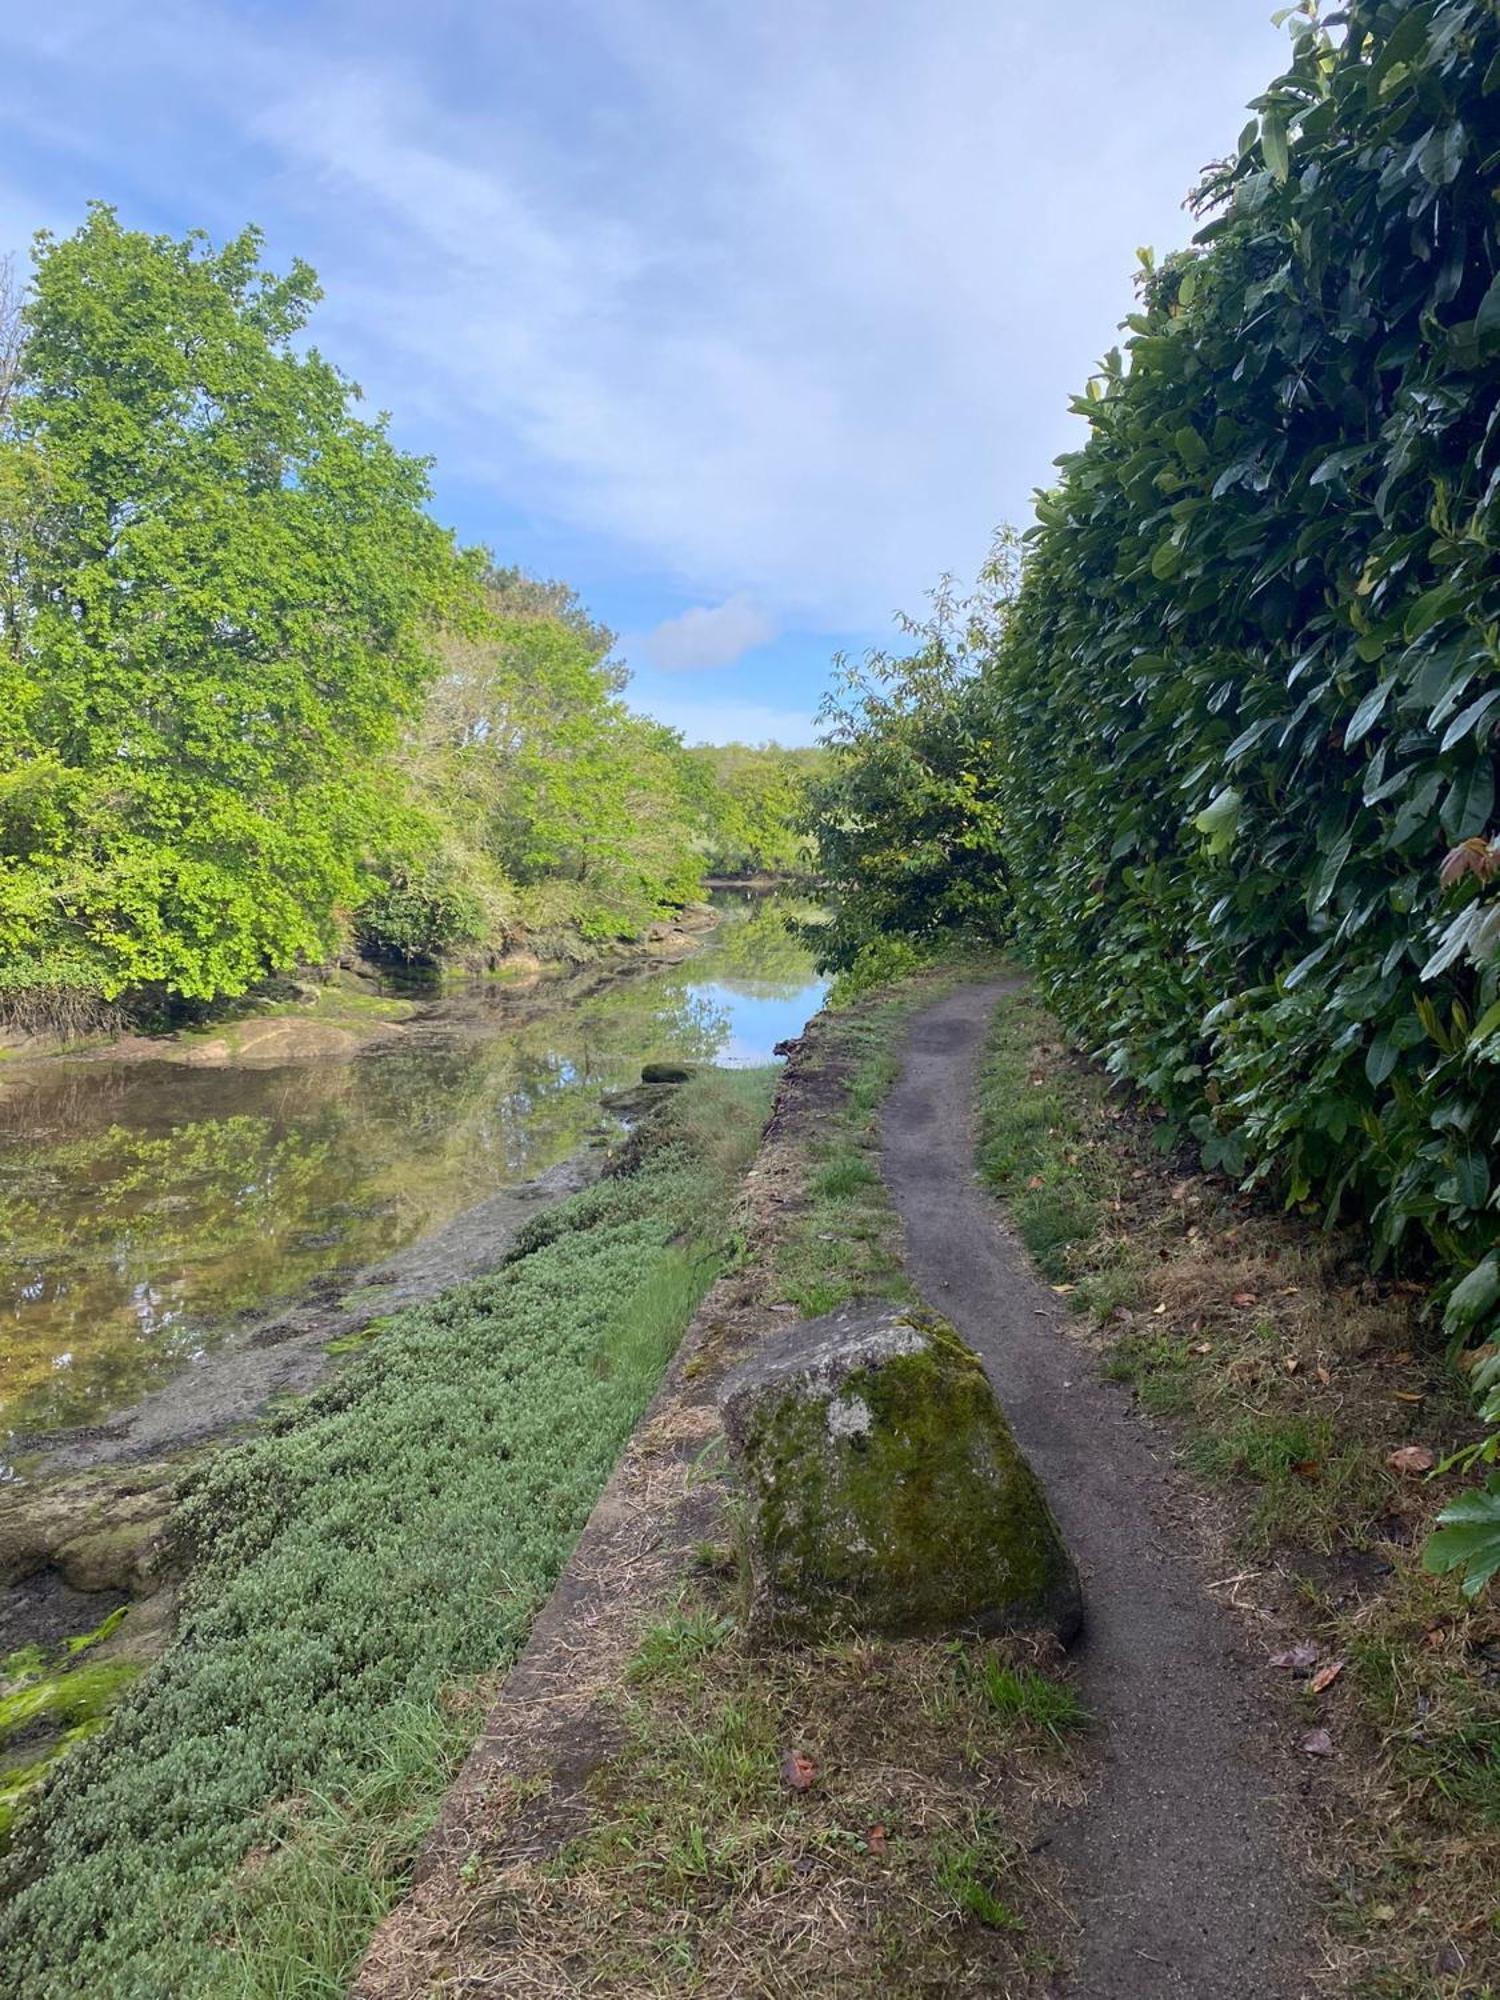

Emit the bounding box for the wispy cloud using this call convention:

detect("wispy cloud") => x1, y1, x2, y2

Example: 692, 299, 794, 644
639, 597, 773, 672
0, 0, 1288, 653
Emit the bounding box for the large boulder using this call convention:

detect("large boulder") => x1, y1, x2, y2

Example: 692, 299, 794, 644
720, 1303, 1080, 1642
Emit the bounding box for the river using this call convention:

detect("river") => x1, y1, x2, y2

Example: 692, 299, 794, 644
0, 894, 827, 1470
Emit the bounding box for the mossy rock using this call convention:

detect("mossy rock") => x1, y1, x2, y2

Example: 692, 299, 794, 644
720, 1303, 1081, 1642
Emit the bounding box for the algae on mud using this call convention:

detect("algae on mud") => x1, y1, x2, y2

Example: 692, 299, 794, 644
0, 1065, 777, 1999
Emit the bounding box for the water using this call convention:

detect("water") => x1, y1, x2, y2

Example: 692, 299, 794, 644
0, 895, 827, 1446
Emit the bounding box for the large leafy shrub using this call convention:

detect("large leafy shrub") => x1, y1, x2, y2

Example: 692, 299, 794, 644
813, 2, 1500, 1585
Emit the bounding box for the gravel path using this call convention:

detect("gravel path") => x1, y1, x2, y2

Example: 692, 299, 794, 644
882, 978, 1311, 2000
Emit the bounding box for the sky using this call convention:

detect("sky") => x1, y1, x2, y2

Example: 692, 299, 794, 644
0, 2, 1290, 746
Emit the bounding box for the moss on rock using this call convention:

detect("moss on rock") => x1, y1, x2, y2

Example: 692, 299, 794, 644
720, 1303, 1081, 1642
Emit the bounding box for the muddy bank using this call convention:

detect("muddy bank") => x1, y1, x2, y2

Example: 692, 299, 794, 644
9, 1154, 600, 1486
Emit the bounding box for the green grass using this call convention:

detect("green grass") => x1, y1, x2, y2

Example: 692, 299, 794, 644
0, 1067, 775, 2000
767, 991, 927, 1318
976, 1660, 1090, 1742
973, 1000, 1122, 1286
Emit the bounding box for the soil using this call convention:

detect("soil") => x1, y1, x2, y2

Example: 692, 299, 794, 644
882, 977, 1310, 2000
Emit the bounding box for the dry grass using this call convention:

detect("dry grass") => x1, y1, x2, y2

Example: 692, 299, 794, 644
440, 1612, 1083, 1998
979, 992, 1500, 1998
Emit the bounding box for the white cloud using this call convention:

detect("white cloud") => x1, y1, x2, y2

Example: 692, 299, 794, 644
639, 596, 774, 672
636, 695, 818, 749
0, 0, 1289, 635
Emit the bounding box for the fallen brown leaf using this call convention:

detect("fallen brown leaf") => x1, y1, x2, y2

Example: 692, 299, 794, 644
1231, 1291, 1258, 1307
1283, 1354, 1301, 1374
1308, 1658, 1346, 1695
1299, 1727, 1335, 1757
1388, 1444, 1436, 1476
1315, 1364, 1332, 1387
781, 1750, 817, 1792
864, 1823, 888, 1856
1292, 1459, 1322, 1483
1392, 1390, 1426, 1405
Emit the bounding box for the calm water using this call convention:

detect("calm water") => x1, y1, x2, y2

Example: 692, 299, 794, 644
0, 896, 827, 1444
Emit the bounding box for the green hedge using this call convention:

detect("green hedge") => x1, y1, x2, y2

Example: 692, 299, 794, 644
984, 1, 1500, 1584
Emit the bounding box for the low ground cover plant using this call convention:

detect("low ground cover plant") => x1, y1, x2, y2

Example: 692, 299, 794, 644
0, 1067, 773, 1999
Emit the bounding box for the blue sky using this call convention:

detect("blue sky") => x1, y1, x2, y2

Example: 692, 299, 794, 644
1, 2, 1289, 745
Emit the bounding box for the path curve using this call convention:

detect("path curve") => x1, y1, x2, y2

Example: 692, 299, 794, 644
883, 978, 1308, 2000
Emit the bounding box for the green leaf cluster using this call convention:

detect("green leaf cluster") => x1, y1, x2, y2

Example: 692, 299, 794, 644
0, 205, 477, 1006
680, 742, 826, 878
804, 535, 1021, 969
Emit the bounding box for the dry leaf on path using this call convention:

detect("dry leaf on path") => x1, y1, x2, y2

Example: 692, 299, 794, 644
1308, 1658, 1346, 1695
1299, 1728, 1335, 1757
781, 1750, 817, 1792
1387, 1444, 1436, 1476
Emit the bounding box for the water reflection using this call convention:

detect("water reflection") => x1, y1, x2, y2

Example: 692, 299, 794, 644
0, 895, 827, 1439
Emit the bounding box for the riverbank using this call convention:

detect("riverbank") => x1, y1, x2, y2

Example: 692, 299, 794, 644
0, 904, 722, 1071
355, 965, 1093, 1999
0, 1065, 776, 1995
355, 966, 1497, 1999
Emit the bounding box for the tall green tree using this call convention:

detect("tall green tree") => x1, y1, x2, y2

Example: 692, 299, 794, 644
366, 567, 704, 955
805, 536, 1017, 970
0, 205, 475, 1008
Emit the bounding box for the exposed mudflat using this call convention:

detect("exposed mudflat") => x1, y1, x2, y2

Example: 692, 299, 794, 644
883, 979, 1310, 2000
11, 1153, 599, 1483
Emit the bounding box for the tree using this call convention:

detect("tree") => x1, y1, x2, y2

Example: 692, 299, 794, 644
0, 205, 476, 1009
805, 533, 1018, 970
365, 567, 705, 955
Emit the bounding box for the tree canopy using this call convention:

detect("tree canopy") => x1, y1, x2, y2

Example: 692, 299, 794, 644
0, 205, 477, 1006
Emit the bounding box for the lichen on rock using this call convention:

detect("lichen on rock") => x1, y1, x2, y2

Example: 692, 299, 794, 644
720, 1302, 1081, 1642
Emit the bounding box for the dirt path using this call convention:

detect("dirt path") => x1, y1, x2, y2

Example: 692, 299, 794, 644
883, 979, 1309, 2000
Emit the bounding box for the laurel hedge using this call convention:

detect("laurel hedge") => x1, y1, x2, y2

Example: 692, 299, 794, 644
975, 3, 1500, 1585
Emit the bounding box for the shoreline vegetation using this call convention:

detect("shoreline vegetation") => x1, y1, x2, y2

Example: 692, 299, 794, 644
0, 206, 823, 1046
0, 1064, 777, 1996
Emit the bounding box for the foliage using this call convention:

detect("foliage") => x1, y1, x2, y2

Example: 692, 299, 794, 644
681, 742, 826, 878
0, 1069, 774, 1997
811, 1, 1500, 1586
804, 540, 1018, 971
361, 567, 710, 957
0, 206, 477, 1007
